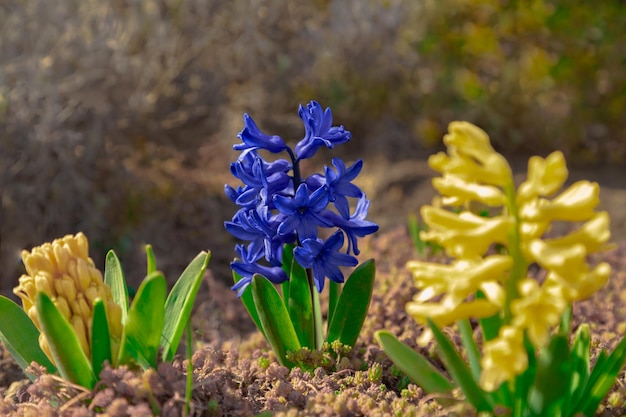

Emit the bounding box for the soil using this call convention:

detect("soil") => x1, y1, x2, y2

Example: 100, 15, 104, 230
1, 152, 625, 416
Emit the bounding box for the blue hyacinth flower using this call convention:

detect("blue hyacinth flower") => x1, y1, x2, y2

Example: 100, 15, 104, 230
293, 231, 358, 292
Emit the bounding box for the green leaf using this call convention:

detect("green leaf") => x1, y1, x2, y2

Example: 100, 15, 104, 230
579, 333, 626, 416
328, 281, 341, 328
408, 214, 426, 255
91, 298, 112, 376
476, 290, 501, 342
36, 293, 95, 388
512, 336, 537, 415
145, 244, 157, 275
326, 260, 375, 348
458, 319, 481, 382
233, 271, 266, 340
565, 324, 591, 416
527, 333, 571, 416
104, 250, 129, 323
428, 318, 494, 413
375, 330, 454, 394
251, 274, 301, 368
281, 244, 295, 302
118, 272, 166, 369
0, 296, 56, 377
286, 247, 315, 349
161, 251, 210, 362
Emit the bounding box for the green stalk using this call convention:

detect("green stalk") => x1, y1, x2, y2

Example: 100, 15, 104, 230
306, 268, 323, 349
502, 180, 526, 323
184, 320, 193, 417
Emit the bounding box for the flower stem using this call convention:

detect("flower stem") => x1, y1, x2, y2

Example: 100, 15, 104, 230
306, 268, 323, 349
503, 181, 526, 323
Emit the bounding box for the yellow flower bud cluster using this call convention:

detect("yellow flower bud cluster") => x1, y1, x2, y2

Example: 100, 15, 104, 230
14, 233, 122, 364
406, 122, 612, 391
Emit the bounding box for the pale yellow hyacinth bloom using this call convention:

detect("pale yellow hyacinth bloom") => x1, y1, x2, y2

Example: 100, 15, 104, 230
429, 122, 512, 186
14, 233, 122, 364
480, 325, 528, 392
420, 207, 513, 259
406, 121, 612, 391
511, 279, 566, 347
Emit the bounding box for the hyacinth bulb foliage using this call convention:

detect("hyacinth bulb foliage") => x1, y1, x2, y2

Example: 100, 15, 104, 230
0, 233, 210, 388
225, 101, 378, 367
376, 122, 626, 417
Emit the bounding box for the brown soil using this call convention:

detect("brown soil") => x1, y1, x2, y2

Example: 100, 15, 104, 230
0, 154, 625, 416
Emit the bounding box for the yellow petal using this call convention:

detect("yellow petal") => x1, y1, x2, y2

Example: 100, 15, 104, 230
527, 239, 587, 279
480, 325, 528, 391
22, 252, 53, 277
511, 279, 566, 347
428, 122, 513, 186
53, 243, 70, 273
546, 262, 611, 302
54, 297, 72, 321
407, 298, 500, 329
60, 275, 77, 303
420, 206, 512, 258
520, 181, 599, 222
71, 315, 90, 357
542, 211, 611, 254
517, 151, 568, 203
432, 175, 506, 207
34, 273, 55, 297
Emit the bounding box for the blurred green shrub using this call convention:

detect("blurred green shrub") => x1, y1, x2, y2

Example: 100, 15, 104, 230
294, 0, 626, 163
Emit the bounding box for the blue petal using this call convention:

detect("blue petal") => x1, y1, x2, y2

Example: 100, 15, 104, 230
234, 114, 287, 153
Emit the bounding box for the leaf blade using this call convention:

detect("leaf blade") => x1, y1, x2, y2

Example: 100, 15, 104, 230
36, 293, 95, 388
428, 318, 494, 413
118, 272, 166, 369
251, 274, 301, 368
161, 251, 210, 362
326, 260, 375, 348
286, 247, 314, 349
104, 250, 129, 324
91, 298, 112, 377
375, 330, 454, 394
0, 296, 56, 377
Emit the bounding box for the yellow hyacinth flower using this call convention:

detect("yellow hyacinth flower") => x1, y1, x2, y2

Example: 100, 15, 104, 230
406, 121, 612, 391
480, 325, 528, 392
14, 233, 122, 364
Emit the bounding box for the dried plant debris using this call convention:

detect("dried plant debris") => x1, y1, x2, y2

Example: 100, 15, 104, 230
0, 229, 626, 416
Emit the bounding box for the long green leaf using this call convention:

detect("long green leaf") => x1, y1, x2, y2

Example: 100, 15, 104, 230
565, 324, 591, 416
91, 298, 112, 376
458, 319, 481, 382
580, 333, 626, 416
512, 336, 537, 415
118, 272, 166, 369
161, 251, 210, 362
145, 245, 157, 275
428, 319, 494, 413
476, 290, 501, 342
251, 274, 301, 368
36, 293, 95, 388
326, 260, 375, 348
0, 296, 56, 377
104, 250, 129, 323
527, 333, 571, 416
328, 281, 341, 328
286, 248, 314, 349
375, 330, 454, 394
233, 271, 266, 340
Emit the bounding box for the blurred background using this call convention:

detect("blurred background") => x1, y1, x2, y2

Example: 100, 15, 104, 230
1, 0, 625, 294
